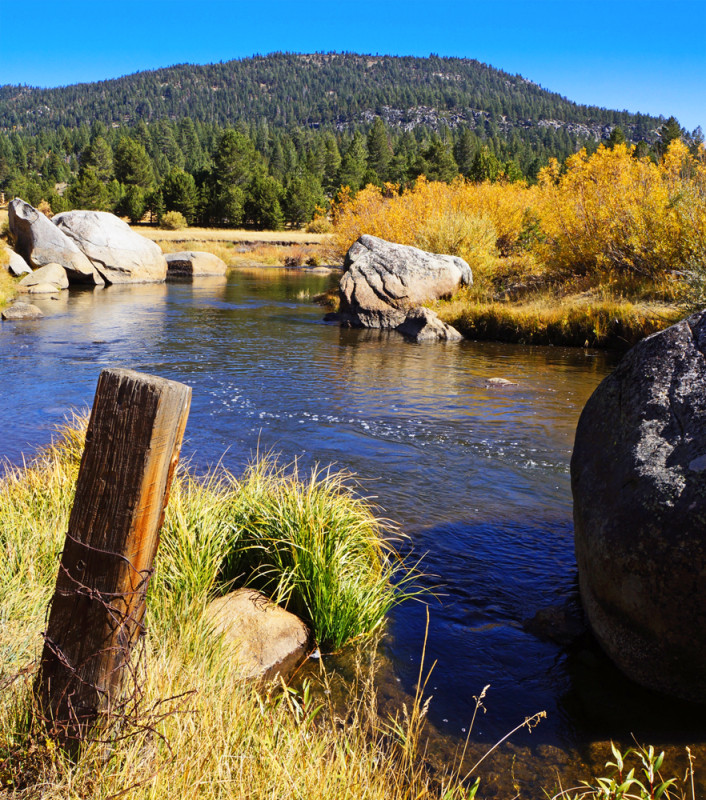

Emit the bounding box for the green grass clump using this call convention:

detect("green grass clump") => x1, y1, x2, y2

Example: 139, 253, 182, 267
218, 459, 404, 650
1, 414, 408, 655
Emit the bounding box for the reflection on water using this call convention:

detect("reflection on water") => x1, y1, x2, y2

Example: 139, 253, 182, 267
1, 271, 703, 795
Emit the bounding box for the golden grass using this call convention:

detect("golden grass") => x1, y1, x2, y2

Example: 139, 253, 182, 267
0, 263, 17, 310
0, 419, 457, 800
154, 238, 337, 269
134, 226, 332, 245
431, 288, 682, 348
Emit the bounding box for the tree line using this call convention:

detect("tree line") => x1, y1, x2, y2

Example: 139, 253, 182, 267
2, 113, 698, 230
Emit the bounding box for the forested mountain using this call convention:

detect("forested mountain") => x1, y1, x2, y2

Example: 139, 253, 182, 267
0, 53, 693, 230
0, 52, 661, 139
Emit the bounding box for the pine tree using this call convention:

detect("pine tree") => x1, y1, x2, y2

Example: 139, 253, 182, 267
366, 118, 392, 181
81, 136, 113, 183
162, 168, 198, 223
339, 132, 368, 191
114, 137, 154, 188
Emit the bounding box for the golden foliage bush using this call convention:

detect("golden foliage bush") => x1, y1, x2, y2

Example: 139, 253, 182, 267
331, 141, 706, 295
537, 141, 706, 280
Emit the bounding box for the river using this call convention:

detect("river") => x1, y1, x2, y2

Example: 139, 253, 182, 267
1, 270, 702, 796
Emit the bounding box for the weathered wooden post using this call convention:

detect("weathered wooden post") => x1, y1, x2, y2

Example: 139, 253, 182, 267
37, 368, 191, 743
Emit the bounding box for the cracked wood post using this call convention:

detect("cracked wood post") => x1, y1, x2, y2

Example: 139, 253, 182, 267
37, 368, 191, 743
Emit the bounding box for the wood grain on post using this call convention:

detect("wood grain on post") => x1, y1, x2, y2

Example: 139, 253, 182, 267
37, 368, 191, 741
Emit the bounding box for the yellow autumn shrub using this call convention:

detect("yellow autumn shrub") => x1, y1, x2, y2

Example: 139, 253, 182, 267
538, 141, 706, 281
331, 177, 540, 288
332, 141, 706, 298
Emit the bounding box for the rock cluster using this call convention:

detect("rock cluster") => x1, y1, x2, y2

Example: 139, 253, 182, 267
53, 209, 167, 284
9, 199, 103, 284
3, 199, 228, 321
572, 310, 706, 701
339, 234, 470, 342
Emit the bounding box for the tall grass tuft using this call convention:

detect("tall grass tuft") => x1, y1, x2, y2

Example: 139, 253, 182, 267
218, 458, 408, 651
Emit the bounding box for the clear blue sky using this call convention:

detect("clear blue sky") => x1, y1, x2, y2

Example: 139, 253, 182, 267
1, 0, 704, 131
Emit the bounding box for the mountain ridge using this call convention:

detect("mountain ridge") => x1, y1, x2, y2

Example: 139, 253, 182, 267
0, 52, 662, 141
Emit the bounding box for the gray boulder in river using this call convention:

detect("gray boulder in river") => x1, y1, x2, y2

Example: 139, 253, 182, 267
8, 199, 103, 285
18, 263, 69, 291
339, 234, 471, 340
572, 310, 706, 701
1, 301, 44, 320
166, 250, 227, 279
53, 210, 167, 284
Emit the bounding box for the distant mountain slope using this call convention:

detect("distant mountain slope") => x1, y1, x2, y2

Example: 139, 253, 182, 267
0, 52, 661, 140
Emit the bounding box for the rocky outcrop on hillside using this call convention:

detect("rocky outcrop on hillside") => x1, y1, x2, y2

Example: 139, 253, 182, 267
572, 310, 706, 701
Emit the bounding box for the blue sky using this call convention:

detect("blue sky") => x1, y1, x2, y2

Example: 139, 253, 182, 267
1, 0, 704, 131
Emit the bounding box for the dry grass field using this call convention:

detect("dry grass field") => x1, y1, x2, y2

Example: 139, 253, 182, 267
134, 226, 331, 245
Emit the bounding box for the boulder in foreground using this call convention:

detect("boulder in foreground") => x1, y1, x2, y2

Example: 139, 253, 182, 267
166, 250, 227, 279
204, 589, 310, 681
8, 199, 103, 285
1, 302, 44, 320
572, 310, 706, 701
339, 234, 471, 330
53, 210, 167, 284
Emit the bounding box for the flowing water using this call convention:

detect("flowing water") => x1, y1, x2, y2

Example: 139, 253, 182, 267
1, 271, 703, 795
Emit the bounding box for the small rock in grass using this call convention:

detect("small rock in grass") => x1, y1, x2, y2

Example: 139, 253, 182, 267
204, 588, 311, 681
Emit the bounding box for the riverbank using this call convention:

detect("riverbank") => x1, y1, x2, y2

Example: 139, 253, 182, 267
430, 289, 682, 349
136, 225, 335, 270
0, 274, 699, 799
0, 418, 445, 798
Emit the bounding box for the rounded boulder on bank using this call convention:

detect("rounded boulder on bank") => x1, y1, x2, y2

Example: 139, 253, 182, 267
572, 310, 706, 701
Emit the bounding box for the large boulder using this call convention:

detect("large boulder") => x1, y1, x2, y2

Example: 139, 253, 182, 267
8, 199, 103, 285
572, 310, 706, 701
53, 210, 167, 284
204, 589, 311, 681
1, 301, 44, 320
339, 234, 472, 330
166, 250, 227, 279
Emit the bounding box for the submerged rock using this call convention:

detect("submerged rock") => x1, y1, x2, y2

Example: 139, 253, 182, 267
486, 377, 518, 387
1, 301, 44, 320
339, 234, 471, 330
53, 210, 167, 284
572, 310, 706, 701
523, 602, 587, 646
166, 250, 227, 279
204, 589, 310, 681
396, 307, 463, 342
8, 198, 103, 285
